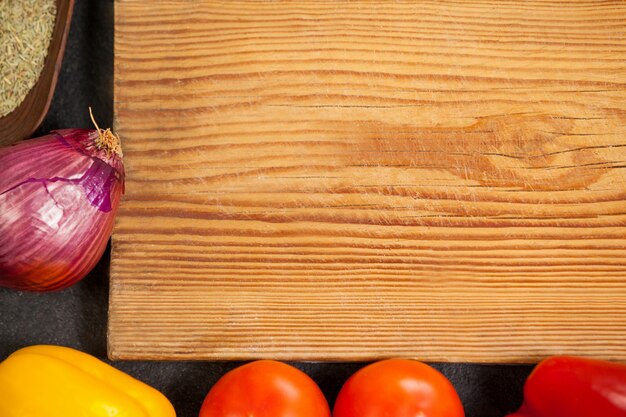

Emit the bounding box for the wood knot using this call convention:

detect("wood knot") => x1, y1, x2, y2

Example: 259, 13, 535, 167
352, 113, 615, 191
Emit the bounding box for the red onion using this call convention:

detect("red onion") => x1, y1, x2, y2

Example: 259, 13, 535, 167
0, 117, 124, 291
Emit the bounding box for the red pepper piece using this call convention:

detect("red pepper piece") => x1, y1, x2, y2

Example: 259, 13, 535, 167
508, 356, 626, 417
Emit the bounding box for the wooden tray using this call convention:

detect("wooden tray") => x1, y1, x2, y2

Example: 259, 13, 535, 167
109, 0, 626, 362
0, 0, 75, 146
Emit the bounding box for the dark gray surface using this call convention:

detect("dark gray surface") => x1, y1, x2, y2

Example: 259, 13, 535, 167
0, 1, 532, 415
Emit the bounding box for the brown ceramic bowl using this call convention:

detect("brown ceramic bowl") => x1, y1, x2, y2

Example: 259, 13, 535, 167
0, 0, 75, 147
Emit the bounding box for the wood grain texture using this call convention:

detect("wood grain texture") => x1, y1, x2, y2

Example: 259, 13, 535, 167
110, 0, 626, 362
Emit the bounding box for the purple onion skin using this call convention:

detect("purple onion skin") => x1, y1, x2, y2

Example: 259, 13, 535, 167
0, 129, 124, 292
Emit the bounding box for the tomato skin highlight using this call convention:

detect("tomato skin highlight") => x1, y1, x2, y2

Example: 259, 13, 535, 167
333, 359, 464, 417
199, 360, 331, 417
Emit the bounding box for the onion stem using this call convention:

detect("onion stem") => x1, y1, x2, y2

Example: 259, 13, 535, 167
89, 107, 122, 157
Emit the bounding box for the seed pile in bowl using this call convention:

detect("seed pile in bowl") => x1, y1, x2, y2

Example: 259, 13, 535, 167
0, 0, 56, 118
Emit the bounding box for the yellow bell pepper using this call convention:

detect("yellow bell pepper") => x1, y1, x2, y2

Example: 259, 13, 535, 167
0, 345, 176, 417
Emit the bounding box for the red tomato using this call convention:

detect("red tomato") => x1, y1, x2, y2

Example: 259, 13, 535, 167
333, 359, 464, 417
199, 360, 331, 417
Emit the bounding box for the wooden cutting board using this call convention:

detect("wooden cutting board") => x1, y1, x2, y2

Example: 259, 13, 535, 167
109, 0, 626, 362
